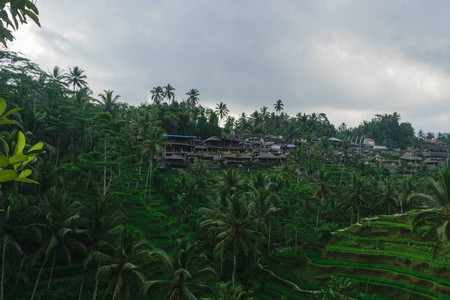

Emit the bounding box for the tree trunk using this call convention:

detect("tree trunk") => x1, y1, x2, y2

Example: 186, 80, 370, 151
143, 161, 151, 203
315, 203, 321, 234
92, 262, 100, 300
232, 245, 237, 289
135, 154, 144, 190
31, 254, 49, 300
268, 221, 271, 252
47, 249, 57, 291
103, 135, 107, 197
295, 223, 298, 252
148, 160, 153, 201
78, 273, 85, 300
1, 239, 6, 300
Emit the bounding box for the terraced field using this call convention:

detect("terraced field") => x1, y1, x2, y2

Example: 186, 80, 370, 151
257, 211, 450, 299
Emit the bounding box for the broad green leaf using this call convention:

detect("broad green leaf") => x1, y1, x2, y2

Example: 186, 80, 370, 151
0, 155, 9, 168
2, 108, 23, 119
1, 138, 9, 156
14, 177, 38, 184
0, 98, 6, 116
0, 170, 17, 182
9, 154, 28, 166
14, 131, 25, 156
0, 120, 13, 125
17, 169, 32, 179
28, 142, 44, 151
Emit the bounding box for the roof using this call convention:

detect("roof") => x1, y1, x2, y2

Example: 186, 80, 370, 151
204, 136, 222, 142
399, 154, 423, 161
165, 134, 196, 139
166, 155, 184, 160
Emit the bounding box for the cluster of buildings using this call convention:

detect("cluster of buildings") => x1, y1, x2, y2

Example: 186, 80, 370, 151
160, 135, 287, 168
158, 134, 449, 172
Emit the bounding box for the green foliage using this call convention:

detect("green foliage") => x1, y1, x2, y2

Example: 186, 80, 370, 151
0, 1, 40, 47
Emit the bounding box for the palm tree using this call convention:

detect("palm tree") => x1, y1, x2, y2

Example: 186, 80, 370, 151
47, 66, 68, 86
201, 194, 264, 288
274, 99, 284, 114
215, 102, 229, 122
378, 176, 398, 215
0, 196, 33, 300
95, 226, 150, 300
345, 173, 372, 224
80, 199, 125, 300
163, 83, 176, 105
96, 90, 120, 117
216, 169, 244, 196
204, 282, 253, 300
141, 126, 168, 202
411, 167, 450, 241
186, 88, 200, 107
66, 66, 88, 91
31, 189, 86, 300
150, 86, 164, 105
311, 169, 333, 234
144, 238, 216, 299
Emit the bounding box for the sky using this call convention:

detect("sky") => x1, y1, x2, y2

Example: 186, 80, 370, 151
8, 0, 450, 134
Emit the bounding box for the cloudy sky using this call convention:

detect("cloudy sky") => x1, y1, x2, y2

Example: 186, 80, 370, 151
9, 1, 450, 133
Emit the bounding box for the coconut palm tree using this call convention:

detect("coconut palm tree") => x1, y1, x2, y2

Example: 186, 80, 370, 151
47, 66, 68, 86
216, 169, 244, 196
30, 189, 86, 300
95, 226, 150, 300
96, 90, 120, 117
274, 99, 283, 114
66, 66, 88, 91
186, 88, 200, 107
0, 196, 34, 300
141, 126, 168, 202
144, 238, 216, 299
411, 167, 450, 245
345, 173, 372, 224
150, 86, 164, 105
215, 102, 229, 122
378, 176, 398, 215
204, 281, 253, 300
311, 169, 333, 234
163, 83, 176, 105
80, 199, 125, 300
201, 194, 264, 288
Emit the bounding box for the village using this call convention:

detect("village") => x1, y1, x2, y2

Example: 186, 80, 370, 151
160, 134, 449, 173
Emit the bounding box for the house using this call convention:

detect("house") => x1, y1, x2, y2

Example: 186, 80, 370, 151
363, 138, 375, 147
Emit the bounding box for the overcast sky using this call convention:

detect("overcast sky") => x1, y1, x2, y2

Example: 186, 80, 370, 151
9, 1, 450, 134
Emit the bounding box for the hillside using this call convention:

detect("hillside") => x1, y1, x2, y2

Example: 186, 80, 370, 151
255, 211, 450, 299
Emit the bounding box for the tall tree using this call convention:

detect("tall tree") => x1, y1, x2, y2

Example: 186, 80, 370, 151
95, 226, 150, 300
66, 66, 88, 91
96, 90, 120, 117
47, 66, 68, 86
274, 99, 284, 114
186, 88, 200, 107
141, 126, 168, 202
163, 83, 176, 105
144, 238, 216, 299
201, 194, 264, 288
215, 102, 229, 122
150, 86, 164, 105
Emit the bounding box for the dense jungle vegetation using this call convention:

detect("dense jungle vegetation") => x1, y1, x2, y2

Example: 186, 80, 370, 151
2, 3, 450, 299
1, 48, 450, 300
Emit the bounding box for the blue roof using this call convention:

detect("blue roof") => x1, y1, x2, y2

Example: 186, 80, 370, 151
164, 134, 196, 139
